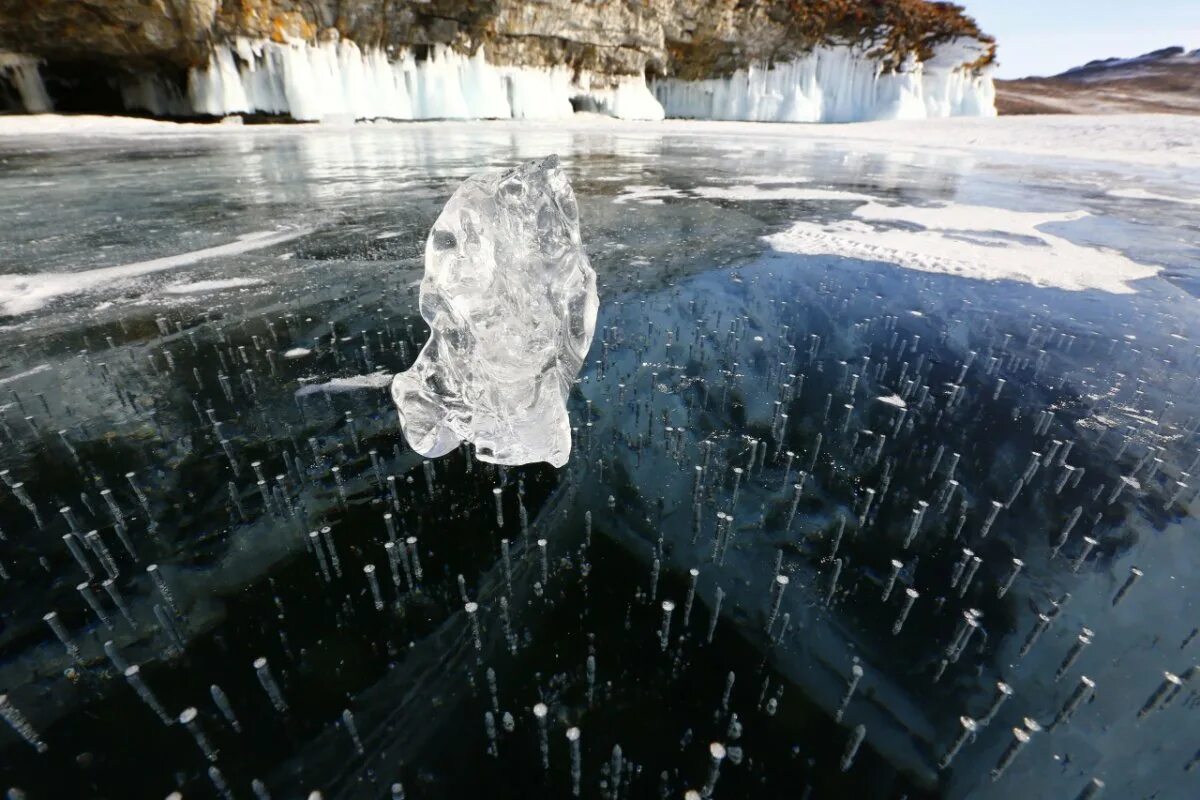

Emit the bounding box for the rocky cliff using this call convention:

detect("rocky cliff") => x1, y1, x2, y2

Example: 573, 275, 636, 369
0, 1, 996, 122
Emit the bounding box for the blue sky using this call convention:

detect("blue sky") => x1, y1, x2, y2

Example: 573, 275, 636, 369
960, 1, 1200, 78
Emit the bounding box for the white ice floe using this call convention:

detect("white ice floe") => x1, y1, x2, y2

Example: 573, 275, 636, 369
1106, 188, 1200, 206
694, 186, 876, 202
612, 185, 688, 204
0, 364, 51, 385
162, 277, 265, 295
0, 229, 309, 316
767, 200, 1160, 294
654, 39, 995, 122
188, 40, 664, 122
295, 371, 392, 396
283, 348, 312, 359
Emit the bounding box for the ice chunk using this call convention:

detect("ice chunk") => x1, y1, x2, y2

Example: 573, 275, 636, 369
391, 155, 598, 468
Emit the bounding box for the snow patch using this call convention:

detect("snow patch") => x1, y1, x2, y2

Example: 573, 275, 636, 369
0, 229, 309, 316
1106, 188, 1200, 206
295, 371, 392, 396
162, 278, 265, 295
767, 201, 1159, 294
694, 186, 876, 202
612, 185, 687, 204
283, 348, 312, 359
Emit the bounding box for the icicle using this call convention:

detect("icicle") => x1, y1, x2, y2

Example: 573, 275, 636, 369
892, 588, 919, 635
342, 709, 365, 755
990, 725, 1033, 781
707, 587, 724, 644
1111, 566, 1143, 606
980, 680, 1014, 726
834, 664, 863, 723
210, 684, 241, 732
839, 725, 866, 772
659, 600, 675, 650
0, 694, 48, 752
180, 707, 218, 761
938, 715, 978, 770
1053, 675, 1096, 729
124, 665, 173, 725
701, 742, 726, 796
881, 559, 903, 602
44, 611, 83, 664
996, 558, 1024, 599
567, 727, 582, 796
1137, 671, 1182, 719
254, 657, 288, 712
1054, 629, 1094, 681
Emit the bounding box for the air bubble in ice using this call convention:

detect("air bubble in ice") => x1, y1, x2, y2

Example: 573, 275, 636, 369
391, 155, 598, 468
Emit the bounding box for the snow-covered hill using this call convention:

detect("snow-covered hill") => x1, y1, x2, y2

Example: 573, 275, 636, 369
996, 46, 1200, 115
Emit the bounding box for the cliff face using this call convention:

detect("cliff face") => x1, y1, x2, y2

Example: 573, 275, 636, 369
0, 0, 996, 121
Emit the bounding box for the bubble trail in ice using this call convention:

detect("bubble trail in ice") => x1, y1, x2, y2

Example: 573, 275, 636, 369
391, 155, 598, 468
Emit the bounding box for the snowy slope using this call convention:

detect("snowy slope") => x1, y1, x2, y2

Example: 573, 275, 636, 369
996, 46, 1200, 115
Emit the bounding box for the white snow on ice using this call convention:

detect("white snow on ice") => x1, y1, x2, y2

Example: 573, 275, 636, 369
1106, 188, 1200, 206
0, 363, 51, 385
767, 200, 1161, 294
295, 371, 392, 396
694, 186, 876, 202
0, 229, 309, 315
162, 277, 266, 295
612, 185, 687, 204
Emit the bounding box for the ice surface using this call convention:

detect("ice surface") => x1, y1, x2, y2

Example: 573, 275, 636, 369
1106, 188, 1200, 206
391, 155, 597, 468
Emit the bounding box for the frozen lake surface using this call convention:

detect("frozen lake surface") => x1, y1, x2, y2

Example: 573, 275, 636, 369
0, 115, 1198, 799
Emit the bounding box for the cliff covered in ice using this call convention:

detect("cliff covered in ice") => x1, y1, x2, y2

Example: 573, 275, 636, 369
0, 1, 996, 122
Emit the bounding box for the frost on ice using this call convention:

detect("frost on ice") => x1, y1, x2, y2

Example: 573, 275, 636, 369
391, 155, 598, 468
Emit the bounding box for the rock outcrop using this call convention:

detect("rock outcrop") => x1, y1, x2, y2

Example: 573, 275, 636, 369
0, 1, 996, 121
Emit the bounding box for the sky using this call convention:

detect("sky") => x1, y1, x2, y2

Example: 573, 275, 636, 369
960, 1, 1200, 78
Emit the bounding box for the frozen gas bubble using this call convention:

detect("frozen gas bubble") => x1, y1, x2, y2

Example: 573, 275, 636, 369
391, 155, 598, 468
